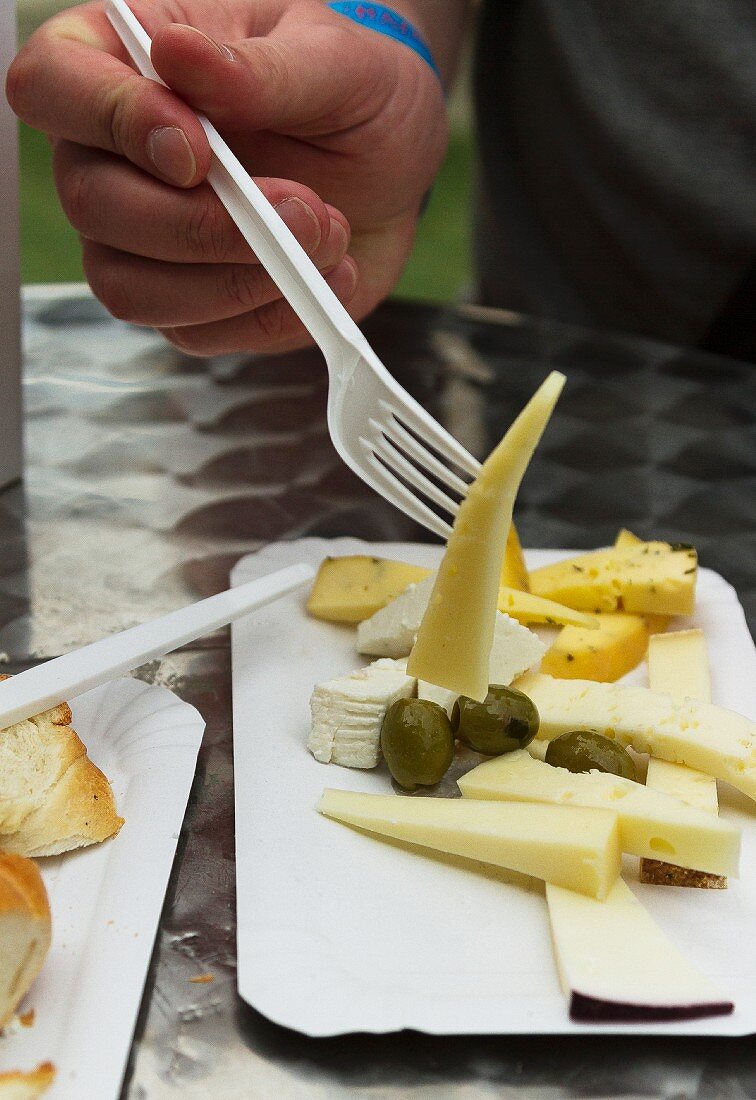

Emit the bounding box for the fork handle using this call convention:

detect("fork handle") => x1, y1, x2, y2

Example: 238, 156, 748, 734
105, 0, 367, 365
203, 134, 367, 360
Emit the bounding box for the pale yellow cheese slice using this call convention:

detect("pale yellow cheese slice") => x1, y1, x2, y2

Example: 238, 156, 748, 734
647, 629, 711, 703
457, 750, 739, 877
517, 672, 756, 802
407, 372, 565, 701
643, 627, 721, 885
317, 788, 619, 899
646, 629, 714, 808
645, 761, 719, 815
546, 879, 732, 1021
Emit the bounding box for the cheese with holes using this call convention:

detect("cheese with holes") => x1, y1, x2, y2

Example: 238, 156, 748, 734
546, 879, 733, 1021
458, 750, 739, 877
317, 788, 620, 899
516, 672, 756, 802
642, 627, 722, 886
407, 372, 565, 701
528, 542, 698, 615
308, 659, 415, 768
307, 555, 431, 623
645, 761, 719, 815
540, 612, 649, 682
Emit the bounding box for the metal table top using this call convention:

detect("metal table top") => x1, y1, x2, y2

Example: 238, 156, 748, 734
3, 286, 755, 1099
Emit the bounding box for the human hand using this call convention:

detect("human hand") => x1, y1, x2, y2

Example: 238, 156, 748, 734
7, 0, 448, 355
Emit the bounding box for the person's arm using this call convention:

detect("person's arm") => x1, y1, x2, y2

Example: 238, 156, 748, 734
7, 0, 469, 356
335, 1, 471, 86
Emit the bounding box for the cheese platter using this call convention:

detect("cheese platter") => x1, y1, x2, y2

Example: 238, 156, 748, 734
231, 369, 755, 1036
231, 536, 756, 1037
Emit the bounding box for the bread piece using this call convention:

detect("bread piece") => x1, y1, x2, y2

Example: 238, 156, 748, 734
0, 855, 51, 1029
639, 858, 727, 890
0, 1063, 55, 1098
0, 678, 123, 856
1, 757, 123, 857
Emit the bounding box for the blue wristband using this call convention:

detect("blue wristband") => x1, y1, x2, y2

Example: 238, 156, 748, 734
328, 3, 441, 80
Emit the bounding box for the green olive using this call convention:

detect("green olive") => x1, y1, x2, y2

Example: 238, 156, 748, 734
451, 685, 539, 756
545, 730, 637, 780
380, 699, 455, 791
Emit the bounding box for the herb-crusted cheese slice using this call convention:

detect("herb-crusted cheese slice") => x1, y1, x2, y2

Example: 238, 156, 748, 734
308, 659, 415, 769
529, 542, 698, 615
317, 788, 620, 899
458, 750, 739, 877
517, 672, 756, 802
497, 587, 599, 629
547, 879, 733, 1021
540, 612, 649, 682
306, 556, 431, 623
407, 372, 565, 701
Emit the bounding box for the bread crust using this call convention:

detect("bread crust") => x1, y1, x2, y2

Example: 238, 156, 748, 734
0, 856, 51, 1030
0, 1061, 56, 1098
0, 856, 50, 921
0, 681, 122, 856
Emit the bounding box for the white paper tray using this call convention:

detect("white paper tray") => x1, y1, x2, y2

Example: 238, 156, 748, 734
0, 677, 205, 1097
231, 538, 756, 1038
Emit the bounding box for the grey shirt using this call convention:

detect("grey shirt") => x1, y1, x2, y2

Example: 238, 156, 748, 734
474, 0, 756, 347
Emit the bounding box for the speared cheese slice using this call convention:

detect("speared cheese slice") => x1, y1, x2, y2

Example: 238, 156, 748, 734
407, 371, 565, 701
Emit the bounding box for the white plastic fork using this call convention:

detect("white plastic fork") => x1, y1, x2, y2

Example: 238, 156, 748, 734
105, 0, 481, 540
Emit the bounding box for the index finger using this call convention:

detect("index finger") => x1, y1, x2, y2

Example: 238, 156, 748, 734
7, 1, 210, 186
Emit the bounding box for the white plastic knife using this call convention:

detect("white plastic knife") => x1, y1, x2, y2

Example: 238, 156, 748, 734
0, 562, 313, 728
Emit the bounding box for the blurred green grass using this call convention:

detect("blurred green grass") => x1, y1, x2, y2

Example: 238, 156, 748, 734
19, 120, 474, 299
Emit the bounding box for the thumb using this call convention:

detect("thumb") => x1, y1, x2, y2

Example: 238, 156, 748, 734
150, 13, 383, 133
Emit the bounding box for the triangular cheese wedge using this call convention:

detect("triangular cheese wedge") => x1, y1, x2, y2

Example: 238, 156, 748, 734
407, 371, 564, 700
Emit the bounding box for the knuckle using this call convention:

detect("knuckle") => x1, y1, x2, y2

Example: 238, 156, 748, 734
223, 264, 267, 312
100, 74, 140, 157
183, 195, 231, 262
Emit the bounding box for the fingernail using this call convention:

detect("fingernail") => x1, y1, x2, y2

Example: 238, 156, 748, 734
175, 24, 235, 61
275, 198, 321, 252
327, 257, 358, 301
148, 126, 196, 186
327, 218, 349, 259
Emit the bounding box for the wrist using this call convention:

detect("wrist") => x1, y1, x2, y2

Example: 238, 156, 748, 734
326, 1, 467, 86
328, 3, 441, 81
374, 0, 469, 84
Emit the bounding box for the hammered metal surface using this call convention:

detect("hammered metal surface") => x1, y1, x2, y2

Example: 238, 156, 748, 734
3, 288, 755, 1099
